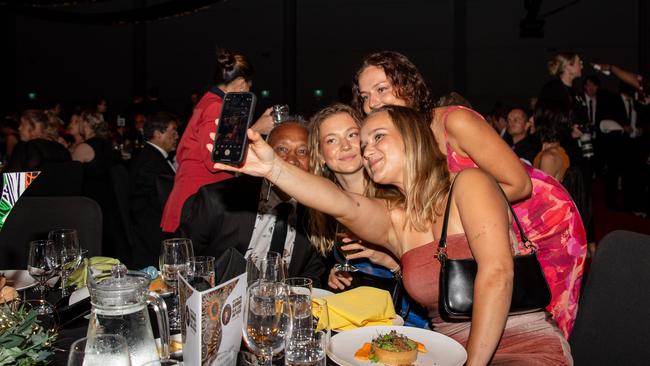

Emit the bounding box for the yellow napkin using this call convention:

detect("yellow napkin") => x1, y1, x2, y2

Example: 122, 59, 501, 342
68, 256, 120, 289
315, 286, 396, 331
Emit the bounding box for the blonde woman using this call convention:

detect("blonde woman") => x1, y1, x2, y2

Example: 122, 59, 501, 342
211, 106, 571, 365
6, 109, 70, 172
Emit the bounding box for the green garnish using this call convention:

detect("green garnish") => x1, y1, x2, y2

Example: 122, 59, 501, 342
368, 354, 379, 363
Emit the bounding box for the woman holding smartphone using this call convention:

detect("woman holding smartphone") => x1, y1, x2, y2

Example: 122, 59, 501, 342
351, 51, 586, 338
210, 106, 572, 365
162, 48, 274, 233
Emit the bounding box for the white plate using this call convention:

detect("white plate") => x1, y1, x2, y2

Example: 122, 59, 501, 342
327, 325, 467, 366
2, 270, 40, 291
312, 288, 334, 298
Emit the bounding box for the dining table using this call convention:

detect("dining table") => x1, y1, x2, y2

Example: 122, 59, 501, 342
11, 273, 466, 366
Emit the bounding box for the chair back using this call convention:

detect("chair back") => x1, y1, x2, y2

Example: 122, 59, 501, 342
110, 164, 136, 248
0, 196, 102, 268
23, 161, 84, 197
570, 230, 650, 365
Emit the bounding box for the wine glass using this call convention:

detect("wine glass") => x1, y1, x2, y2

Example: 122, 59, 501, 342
242, 281, 291, 366
159, 238, 192, 331
246, 251, 287, 285
27, 240, 57, 315
67, 334, 131, 366
186, 256, 215, 291
333, 224, 359, 273
48, 228, 80, 297
284, 278, 313, 333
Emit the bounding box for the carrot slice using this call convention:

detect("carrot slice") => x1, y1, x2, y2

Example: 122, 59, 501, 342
416, 342, 427, 353
354, 343, 372, 360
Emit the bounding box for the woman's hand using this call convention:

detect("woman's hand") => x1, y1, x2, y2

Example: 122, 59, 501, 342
250, 107, 274, 135
327, 267, 353, 291
342, 241, 400, 271
207, 127, 277, 178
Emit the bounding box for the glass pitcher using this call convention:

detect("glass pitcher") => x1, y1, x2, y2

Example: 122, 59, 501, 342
87, 263, 170, 365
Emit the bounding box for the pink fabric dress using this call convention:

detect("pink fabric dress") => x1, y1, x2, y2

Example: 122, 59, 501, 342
441, 106, 587, 339
401, 235, 572, 365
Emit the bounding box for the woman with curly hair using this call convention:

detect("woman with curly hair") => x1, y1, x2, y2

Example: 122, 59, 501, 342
351, 51, 587, 338
212, 106, 572, 365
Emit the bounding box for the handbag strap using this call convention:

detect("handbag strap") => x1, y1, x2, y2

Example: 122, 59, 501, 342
436, 174, 533, 262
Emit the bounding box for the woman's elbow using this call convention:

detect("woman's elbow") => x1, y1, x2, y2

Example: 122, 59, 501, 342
481, 263, 514, 293
509, 174, 532, 202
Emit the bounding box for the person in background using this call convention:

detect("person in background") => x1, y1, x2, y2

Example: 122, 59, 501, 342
65, 111, 85, 154
352, 50, 586, 338
0, 115, 20, 164
162, 48, 274, 233
178, 121, 325, 286
5, 109, 70, 172
129, 112, 179, 268
212, 106, 572, 365
506, 107, 539, 165
486, 104, 508, 138
73, 111, 119, 255
532, 103, 572, 181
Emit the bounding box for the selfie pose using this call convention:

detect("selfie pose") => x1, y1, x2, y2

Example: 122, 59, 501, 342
210, 106, 572, 365
351, 51, 587, 338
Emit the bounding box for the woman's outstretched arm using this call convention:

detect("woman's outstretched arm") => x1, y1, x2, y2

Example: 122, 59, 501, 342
210, 128, 394, 248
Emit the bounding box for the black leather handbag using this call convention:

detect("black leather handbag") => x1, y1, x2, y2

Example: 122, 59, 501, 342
436, 179, 551, 320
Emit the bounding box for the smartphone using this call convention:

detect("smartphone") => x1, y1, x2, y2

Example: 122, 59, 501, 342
211, 92, 257, 164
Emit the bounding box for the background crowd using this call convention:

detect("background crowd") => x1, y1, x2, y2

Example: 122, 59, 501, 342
1, 47, 649, 364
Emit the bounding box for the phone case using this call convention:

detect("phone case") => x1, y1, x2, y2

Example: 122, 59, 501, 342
211, 92, 257, 164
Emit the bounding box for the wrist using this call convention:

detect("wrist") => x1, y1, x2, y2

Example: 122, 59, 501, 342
268, 158, 282, 183
390, 265, 402, 278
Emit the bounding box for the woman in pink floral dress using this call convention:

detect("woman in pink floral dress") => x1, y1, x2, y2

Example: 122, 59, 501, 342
352, 51, 587, 338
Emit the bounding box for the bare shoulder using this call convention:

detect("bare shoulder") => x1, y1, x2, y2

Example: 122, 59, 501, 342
72, 142, 94, 162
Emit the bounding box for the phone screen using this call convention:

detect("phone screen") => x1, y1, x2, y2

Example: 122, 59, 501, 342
212, 92, 257, 164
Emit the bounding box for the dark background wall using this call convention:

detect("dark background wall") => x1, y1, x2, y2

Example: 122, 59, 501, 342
5, 0, 648, 120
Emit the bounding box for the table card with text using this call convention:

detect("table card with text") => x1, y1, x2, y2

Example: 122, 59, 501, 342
179, 272, 247, 366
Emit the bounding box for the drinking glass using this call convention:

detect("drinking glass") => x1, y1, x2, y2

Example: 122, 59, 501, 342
284, 278, 313, 333
159, 238, 192, 331
333, 225, 359, 273
246, 251, 287, 285
27, 240, 57, 315
48, 228, 80, 297
187, 256, 215, 291
242, 281, 291, 366
285, 330, 326, 366
312, 299, 331, 348
67, 334, 131, 366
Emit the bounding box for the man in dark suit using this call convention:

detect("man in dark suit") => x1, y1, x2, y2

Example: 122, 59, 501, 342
178, 121, 325, 286
129, 112, 178, 267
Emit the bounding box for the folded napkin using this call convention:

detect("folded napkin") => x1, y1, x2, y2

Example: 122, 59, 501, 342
68, 256, 121, 289
316, 286, 396, 331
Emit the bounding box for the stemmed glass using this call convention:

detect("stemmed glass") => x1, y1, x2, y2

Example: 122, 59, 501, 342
48, 228, 81, 297
67, 334, 131, 366
333, 224, 359, 273
159, 238, 192, 331
242, 281, 291, 366
27, 240, 58, 315
246, 251, 287, 285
